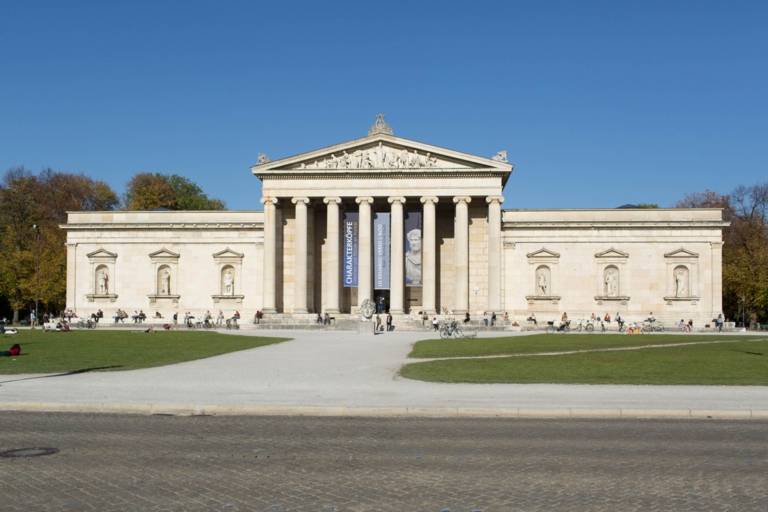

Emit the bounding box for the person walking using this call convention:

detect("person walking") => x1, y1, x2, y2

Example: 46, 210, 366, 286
386, 312, 393, 332
375, 314, 382, 333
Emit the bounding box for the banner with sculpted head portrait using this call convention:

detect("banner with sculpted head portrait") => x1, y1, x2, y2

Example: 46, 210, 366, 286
404, 210, 422, 287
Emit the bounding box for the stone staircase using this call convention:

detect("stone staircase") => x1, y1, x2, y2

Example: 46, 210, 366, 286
246, 313, 432, 332
244, 313, 521, 332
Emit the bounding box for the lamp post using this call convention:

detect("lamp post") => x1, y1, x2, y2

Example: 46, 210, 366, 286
32, 224, 40, 328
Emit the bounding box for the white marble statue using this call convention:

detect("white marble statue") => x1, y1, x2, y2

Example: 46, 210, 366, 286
604, 267, 619, 297
96, 267, 109, 294
536, 267, 549, 296
223, 269, 234, 295
159, 268, 171, 295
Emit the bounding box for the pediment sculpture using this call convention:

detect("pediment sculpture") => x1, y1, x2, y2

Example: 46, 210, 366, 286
297, 144, 450, 170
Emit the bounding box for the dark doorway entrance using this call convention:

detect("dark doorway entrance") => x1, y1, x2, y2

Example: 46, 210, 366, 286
374, 290, 390, 313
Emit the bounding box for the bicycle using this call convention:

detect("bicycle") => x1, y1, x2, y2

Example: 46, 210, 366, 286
439, 320, 475, 339
641, 320, 664, 333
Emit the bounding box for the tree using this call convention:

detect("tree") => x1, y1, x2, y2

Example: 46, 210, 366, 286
124, 173, 177, 210
617, 203, 659, 209
124, 173, 224, 210
0, 167, 118, 323
677, 184, 768, 325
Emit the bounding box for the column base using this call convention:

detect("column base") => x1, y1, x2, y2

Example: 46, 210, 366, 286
453, 309, 468, 315
422, 309, 437, 315
325, 308, 341, 314
389, 309, 405, 315
293, 308, 309, 314
262, 308, 277, 314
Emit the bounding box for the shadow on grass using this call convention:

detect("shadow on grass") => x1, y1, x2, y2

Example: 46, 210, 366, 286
0, 366, 123, 386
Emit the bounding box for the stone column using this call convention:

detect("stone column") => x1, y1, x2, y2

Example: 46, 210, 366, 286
711, 241, 724, 317
486, 195, 504, 312
420, 196, 439, 314
356, 197, 374, 310
66, 242, 77, 309
388, 196, 406, 314
261, 197, 279, 313
453, 196, 472, 314
291, 197, 310, 313
323, 197, 342, 314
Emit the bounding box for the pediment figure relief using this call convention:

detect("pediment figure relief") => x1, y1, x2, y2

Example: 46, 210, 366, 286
664, 248, 699, 258
595, 248, 629, 258
526, 248, 560, 259
86, 248, 117, 259
148, 248, 180, 259
288, 142, 473, 171
212, 248, 244, 259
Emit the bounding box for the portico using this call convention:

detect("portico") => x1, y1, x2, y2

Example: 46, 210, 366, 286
253, 116, 513, 315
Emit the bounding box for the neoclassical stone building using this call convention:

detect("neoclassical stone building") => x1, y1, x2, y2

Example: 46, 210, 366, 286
63, 116, 727, 324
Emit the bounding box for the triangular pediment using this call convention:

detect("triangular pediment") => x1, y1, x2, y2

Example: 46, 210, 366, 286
664, 247, 699, 258
86, 248, 117, 259
251, 133, 513, 175
148, 248, 180, 259
595, 248, 629, 258
212, 247, 244, 259
527, 248, 560, 259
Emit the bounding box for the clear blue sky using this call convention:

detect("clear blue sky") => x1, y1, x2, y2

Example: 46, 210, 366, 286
2, 1, 766, 209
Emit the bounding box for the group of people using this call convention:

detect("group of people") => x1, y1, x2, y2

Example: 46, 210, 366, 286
374, 312, 394, 333
316, 312, 336, 326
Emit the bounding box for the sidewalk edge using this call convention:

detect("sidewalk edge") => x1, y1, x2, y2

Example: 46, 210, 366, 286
1, 402, 766, 420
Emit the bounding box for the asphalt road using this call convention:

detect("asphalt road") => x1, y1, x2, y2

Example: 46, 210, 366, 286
1, 413, 766, 512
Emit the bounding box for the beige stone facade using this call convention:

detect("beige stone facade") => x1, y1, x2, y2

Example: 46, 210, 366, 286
63, 119, 727, 325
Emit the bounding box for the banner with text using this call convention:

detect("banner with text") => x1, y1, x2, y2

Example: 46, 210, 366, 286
342, 211, 359, 287
373, 212, 390, 289
404, 210, 422, 287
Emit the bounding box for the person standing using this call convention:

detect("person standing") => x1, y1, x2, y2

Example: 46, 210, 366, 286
386, 312, 393, 332
375, 314, 382, 333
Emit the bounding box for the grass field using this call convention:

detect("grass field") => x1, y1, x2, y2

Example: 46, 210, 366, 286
0, 329, 289, 375
401, 336, 768, 385
408, 333, 756, 358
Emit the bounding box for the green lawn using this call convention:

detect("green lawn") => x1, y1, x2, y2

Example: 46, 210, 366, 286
408, 334, 753, 359
401, 338, 768, 385
0, 329, 289, 375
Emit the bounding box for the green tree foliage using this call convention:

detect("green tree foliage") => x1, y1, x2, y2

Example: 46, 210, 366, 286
677, 184, 768, 325
125, 173, 224, 210
0, 168, 118, 322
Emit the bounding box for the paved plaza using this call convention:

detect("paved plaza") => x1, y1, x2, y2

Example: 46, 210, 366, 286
1, 413, 766, 511
1, 330, 767, 417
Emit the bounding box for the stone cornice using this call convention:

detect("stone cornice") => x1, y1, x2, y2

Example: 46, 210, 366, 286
258, 169, 505, 180
503, 221, 729, 229
61, 222, 263, 231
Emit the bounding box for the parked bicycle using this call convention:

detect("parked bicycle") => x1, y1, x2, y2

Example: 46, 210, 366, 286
439, 320, 474, 339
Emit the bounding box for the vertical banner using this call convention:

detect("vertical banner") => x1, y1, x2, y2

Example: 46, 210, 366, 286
404, 210, 422, 286
342, 211, 358, 287
373, 212, 390, 289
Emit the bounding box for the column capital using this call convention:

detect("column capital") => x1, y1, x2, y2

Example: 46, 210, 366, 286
387, 196, 406, 205
355, 196, 374, 205
420, 196, 439, 205
486, 195, 504, 205
291, 197, 310, 205
261, 197, 278, 206
323, 196, 342, 205
453, 196, 472, 204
